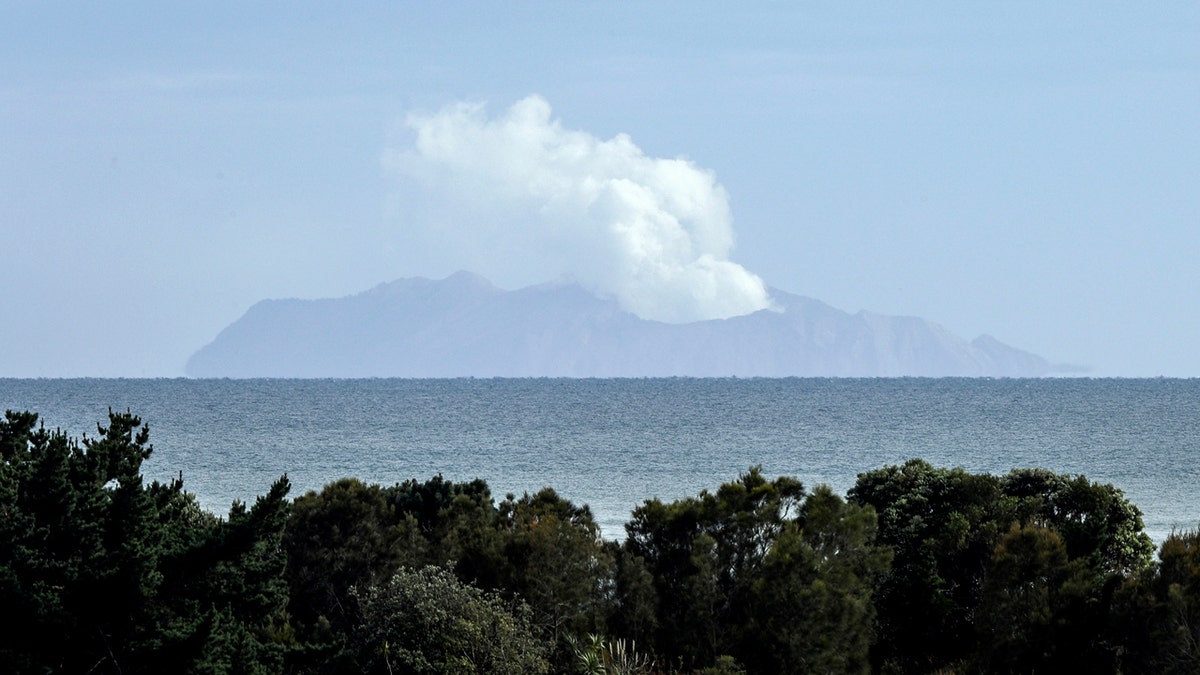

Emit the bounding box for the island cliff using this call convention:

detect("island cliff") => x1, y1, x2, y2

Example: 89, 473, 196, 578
186, 271, 1056, 378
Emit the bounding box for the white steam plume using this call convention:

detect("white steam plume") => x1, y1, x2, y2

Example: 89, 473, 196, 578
387, 95, 773, 323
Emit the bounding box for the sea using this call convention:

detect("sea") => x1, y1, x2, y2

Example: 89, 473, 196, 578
1, 378, 1197, 544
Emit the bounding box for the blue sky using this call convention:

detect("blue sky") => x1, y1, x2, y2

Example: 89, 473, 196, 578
2, 2, 1197, 376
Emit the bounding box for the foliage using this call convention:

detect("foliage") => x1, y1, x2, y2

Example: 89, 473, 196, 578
284, 477, 400, 633
849, 458, 1155, 674
567, 633, 655, 675
0, 409, 291, 674
698, 655, 747, 675
972, 523, 1105, 673
999, 468, 1154, 577
352, 565, 549, 674
743, 486, 890, 675
848, 459, 1003, 672
497, 487, 615, 667
386, 474, 503, 580
4, 408, 1177, 674
624, 467, 804, 664
607, 543, 658, 646
624, 468, 889, 673
1113, 526, 1200, 674
283, 474, 614, 671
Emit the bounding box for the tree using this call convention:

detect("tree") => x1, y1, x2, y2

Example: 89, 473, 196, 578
849, 459, 1155, 673
973, 523, 1104, 674
284, 478, 401, 633
848, 459, 1003, 672
352, 565, 550, 674
623, 467, 805, 667
742, 486, 890, 675
999, 468, 1154, 577
498, 488, 615, 664
0, 409, 291, 674
1113, 527, 1200, 674
283, 475, 614, 672
0, 409, 171, 672
606, 543, 658, 647
384, 474, 506, 587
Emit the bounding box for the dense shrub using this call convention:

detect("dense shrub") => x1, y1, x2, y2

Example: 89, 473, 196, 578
7, 409, 1196, 674
352, 565, 549, 674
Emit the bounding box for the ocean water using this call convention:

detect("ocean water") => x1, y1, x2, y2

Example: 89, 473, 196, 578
2, 378, 1197, 543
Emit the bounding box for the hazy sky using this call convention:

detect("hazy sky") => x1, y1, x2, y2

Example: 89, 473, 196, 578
2, 3, 1197, 377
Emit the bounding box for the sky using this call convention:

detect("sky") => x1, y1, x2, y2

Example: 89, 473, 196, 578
1, 2, 1197, 377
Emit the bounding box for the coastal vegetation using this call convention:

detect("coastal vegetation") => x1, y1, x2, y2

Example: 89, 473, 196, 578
2, 409, 1198, 673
